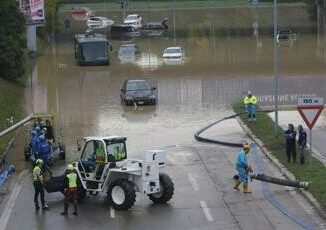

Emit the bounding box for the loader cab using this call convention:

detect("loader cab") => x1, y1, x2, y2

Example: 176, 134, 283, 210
78, 137, 127, 182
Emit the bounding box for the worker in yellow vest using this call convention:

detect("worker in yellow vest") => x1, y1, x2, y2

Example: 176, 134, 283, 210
61, 164, 78, 216
32, 159, 49, 210
243, 91, 257, 122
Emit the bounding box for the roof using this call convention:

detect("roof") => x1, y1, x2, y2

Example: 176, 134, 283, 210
165, 46, 182, 50
126, 14, 140, 17
84, 136, 127, 142
75, 33, 108, 43
125, 79, 146, 83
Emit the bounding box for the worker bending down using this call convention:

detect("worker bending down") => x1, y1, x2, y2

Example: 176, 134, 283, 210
233, 143, 253, 193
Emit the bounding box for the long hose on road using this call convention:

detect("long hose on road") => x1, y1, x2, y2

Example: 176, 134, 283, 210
194, 112, 315, 230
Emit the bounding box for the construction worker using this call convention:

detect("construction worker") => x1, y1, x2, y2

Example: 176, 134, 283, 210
113, 146, 126, 161
32, 159, 49, 210
94, 142, 106, 179
30, 130, 40, 159
61, 164, 78, 216
243, 91, 257, 122
37, 135, 52, 168
233, 143, 253, 193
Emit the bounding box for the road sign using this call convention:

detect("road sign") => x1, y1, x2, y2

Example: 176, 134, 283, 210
297, 97, 324, 129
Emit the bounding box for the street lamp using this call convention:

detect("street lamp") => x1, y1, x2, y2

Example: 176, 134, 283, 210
273, 0, 279, 136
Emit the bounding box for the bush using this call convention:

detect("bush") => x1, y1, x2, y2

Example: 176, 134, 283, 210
0, 0, 26, 81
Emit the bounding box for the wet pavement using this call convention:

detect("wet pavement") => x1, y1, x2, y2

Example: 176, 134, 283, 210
2, 119, 325, 229
1, 5, 326, 230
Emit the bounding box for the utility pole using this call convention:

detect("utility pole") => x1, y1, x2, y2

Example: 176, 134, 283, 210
273, 0, 279, 136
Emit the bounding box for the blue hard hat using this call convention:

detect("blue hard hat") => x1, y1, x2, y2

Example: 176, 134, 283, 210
31, 130, 37, 136
39, 135, 45, 141
35, 126, 41, 131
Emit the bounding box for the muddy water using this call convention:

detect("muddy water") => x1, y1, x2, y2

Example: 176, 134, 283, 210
29, 7, 326, 160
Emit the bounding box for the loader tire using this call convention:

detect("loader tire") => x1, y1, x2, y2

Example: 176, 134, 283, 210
148, 173, 174, 204
108, 179, 136, 210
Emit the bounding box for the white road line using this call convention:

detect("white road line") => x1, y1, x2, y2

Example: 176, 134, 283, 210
200, 201, 213, 222
187, 173, 199, 191
0, 170, 27, 230
110, 207, 115, 218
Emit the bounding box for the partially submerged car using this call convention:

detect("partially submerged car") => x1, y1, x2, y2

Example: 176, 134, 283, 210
123, 14, 142, 30
120, 80, 156, 105
109, 24, 141, 39
276, 28, 297, 43
162, 46, 184, 59
87, 16, 114, 28
118, 44, 140, 63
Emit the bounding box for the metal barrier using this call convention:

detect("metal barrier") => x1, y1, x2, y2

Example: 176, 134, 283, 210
0, 114, 34, 188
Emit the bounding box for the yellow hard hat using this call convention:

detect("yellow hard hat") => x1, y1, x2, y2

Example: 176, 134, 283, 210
243, 143, 250, 150
36, 159, 43, 165
67, 164, 74, 171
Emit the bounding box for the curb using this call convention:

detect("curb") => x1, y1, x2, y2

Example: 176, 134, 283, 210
236, 117, 326, 220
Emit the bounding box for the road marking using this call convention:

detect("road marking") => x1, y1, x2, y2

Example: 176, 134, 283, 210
200, 201, 213, 222
187, 173, 199, 191
0, 170, 27, 229
110, 207, 115, 218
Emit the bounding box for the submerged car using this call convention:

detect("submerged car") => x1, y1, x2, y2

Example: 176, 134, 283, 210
109, 24, 141, 39
120, 80, 156, 105
87, 16, 114, 27
123, 14, 142, 30
118, 44, 140, 63
162, 46, 184, 59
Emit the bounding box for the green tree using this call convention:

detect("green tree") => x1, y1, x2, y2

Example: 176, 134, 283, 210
0, 0, 25, 81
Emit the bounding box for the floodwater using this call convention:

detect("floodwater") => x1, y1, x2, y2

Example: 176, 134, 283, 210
27, 5, 326, 159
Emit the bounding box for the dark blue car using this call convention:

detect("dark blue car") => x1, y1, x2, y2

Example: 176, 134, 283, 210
120, 80, 156, 105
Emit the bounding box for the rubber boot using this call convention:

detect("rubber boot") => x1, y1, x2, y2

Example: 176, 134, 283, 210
243, 183, 252, 193
233, 180, 241, 191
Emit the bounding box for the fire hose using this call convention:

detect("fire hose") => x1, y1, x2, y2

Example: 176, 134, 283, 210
249, 173, 309, 189
194, 111, 315, 230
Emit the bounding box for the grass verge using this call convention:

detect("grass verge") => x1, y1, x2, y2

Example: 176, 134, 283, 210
0, 79, 25, 158
233, 100, 326, 208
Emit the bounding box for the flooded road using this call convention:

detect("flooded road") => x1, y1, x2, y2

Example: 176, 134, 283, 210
2, 5, 326, 230
27, 6, 326, 159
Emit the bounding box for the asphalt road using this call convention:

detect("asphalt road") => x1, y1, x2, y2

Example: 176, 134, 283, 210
1, 119, 324, 230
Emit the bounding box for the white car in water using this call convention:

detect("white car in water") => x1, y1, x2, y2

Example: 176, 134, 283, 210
162, 47, 184, 59
123, 14, 142, 30
87, 16, 114, 28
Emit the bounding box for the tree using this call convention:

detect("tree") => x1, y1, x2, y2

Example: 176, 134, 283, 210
0, 0, 26, 81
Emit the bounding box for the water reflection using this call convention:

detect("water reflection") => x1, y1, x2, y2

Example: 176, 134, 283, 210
31, 7, 326, 155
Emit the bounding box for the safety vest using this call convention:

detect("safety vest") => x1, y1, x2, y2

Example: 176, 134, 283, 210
66, 172, 77, 188
96, 146, 105, 163
114, 151, 126, 161
244, 95, 257, 105
32, 166, 42, 181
